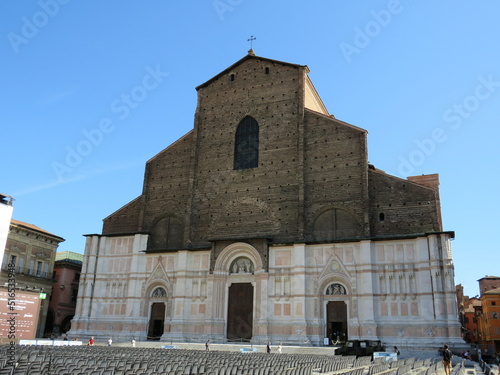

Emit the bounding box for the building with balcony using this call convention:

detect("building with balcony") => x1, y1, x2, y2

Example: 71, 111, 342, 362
0, 219, 65, 337
478, 287, 500, 355
458, 276, 500, 359
476, 276, 500, 357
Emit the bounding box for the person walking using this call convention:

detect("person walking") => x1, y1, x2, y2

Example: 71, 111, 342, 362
442, 344, 453, 375
131, 338, 136, 347
205, 340, 210, 351
394, 346, 400, 357
266, 342, 271, 353
107, 337, 113, 346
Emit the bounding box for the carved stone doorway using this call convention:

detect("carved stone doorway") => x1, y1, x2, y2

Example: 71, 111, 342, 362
326, 301, 348, 344
227, 283, 253, 341
147, 302, 165, 340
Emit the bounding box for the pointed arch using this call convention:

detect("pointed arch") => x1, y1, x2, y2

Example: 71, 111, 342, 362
144, 260, 172, 297
234, 116, 259, 170
143, 279, 172, 338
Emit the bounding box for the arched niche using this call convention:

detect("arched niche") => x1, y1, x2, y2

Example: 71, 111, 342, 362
214, 242, 263, 274
313, 208, 360, 241
147, 216, 184, 250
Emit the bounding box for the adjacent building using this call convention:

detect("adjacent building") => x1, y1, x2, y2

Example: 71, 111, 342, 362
476, 276, 500, 356
478, 287, 500, 354
0, 219, 65, 338
0, 194, 14, 266
70, 52, 463, 347
46, 251, 83, 336
463, 296, 481, 344
478, 276, 500, 297
459, 276, 500, 357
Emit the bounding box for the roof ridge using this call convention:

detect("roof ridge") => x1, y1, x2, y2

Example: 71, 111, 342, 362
11, 219, 65, 241
196, 53, 307, 91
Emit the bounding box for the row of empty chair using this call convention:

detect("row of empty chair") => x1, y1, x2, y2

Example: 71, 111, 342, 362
0, 345, 443, 375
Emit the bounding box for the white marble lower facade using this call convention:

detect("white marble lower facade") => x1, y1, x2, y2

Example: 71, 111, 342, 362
69, 232, 463, 347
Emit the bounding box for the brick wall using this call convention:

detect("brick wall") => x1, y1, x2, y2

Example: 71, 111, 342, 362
188, 57, 306, 246
303, 110, 369, 241
141, 131, 194, 246
368, 169, 442, 236
102, 54, 445, 247
102, 196, 143, 234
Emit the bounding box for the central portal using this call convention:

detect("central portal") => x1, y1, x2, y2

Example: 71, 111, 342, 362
227, 283, 253, 341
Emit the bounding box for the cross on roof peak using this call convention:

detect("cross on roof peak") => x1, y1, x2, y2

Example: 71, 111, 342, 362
247, 35, 256, 52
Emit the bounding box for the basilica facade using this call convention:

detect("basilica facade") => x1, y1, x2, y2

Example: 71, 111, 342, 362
70, 52, 463, 347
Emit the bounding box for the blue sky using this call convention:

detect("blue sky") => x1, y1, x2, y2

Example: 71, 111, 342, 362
1, 1, 499, 297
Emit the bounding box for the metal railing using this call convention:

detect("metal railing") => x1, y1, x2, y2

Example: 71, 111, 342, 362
1, 264, 51, 279
479, 360, 498, 375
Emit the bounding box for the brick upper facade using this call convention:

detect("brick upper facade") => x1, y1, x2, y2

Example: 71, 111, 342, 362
102, 53, 444, 250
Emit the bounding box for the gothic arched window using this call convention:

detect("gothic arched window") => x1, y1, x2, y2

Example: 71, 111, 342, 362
325, 283, 347, 295
234, 116, 259, 170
